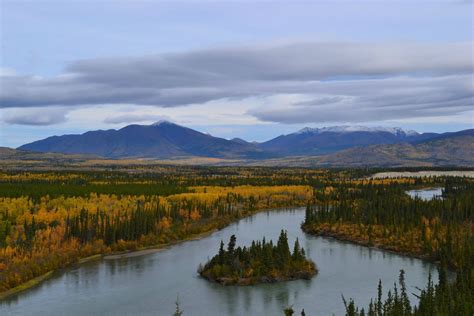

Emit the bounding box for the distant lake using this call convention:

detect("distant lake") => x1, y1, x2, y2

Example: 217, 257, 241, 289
406, 187, 443, 201
1, 208, 439, 316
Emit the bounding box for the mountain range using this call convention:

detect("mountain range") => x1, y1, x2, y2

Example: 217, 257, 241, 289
15, 121, 474, 166
259, 125, 437, 156
252, 129, 474, 168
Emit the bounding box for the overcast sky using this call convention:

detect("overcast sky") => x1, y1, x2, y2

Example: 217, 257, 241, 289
1, 0, 473, 147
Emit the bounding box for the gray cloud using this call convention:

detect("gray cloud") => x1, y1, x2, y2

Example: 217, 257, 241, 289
103, 114, 171, 124
2, 108, 68, 126
0, 41, 472, 123
250, 75, 473, 123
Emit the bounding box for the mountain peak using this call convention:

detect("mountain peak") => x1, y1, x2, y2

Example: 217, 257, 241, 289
151, 120, 177, 127
295, 125, 419, 136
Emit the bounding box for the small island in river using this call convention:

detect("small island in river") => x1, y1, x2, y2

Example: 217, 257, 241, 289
198, 230, 317, 285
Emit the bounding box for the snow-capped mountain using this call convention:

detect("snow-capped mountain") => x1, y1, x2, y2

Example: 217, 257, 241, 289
295, 125, 419, 137
260, 125, 432, 156
151, 120, 176, 126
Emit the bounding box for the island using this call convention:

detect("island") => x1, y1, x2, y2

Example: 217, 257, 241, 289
198, 230, 317, 285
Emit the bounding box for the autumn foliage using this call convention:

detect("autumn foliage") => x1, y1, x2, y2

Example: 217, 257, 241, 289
0, 171, 312, 293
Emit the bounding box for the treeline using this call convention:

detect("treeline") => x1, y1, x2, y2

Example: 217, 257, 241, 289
199, 230, 316, 285
0, 183, 189, 200
0, 184, 312, 292
0, 168, 450, 199
304, 178, 473, 268
303, 177, 474, 315
4, 167, 425, 196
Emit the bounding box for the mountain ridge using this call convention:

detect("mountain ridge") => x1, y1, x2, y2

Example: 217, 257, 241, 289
294, 125, 419, 136
4, 129, 473, 167
17, 122, 472, 164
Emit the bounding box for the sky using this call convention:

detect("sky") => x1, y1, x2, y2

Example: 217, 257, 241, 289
0, 0, 473, 147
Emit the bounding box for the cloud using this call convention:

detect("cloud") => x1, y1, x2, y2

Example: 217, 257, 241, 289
103, 114, 171, 124
0, 41, 472, 124
250, 75, 474, 123
1, 107, 68, 126
0, 68, 17, 77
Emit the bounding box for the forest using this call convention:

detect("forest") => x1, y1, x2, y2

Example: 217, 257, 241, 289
198, 230, 316, 285
303, 177, 474, 315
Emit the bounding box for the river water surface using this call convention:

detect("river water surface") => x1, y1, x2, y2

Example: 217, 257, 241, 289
1, 208, 438, 315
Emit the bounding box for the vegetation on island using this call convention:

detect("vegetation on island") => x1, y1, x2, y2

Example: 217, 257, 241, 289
303, 177, 474, 315
198, 230, 316, 285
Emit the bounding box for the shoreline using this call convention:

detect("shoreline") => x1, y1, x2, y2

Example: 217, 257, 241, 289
301, 225, 439, 266
200, 269, 317, 286
0, 206, 302, 301
0, 271, 54, 301
103, 229, 218, 260
0, 228, 220, 301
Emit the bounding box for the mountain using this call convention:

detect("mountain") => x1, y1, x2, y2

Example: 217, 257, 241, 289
259, 125, 439, 156
251, 129, 474, 167
314, 129, 474, 167
294, 126, 419, 136
18, 121, 269, 159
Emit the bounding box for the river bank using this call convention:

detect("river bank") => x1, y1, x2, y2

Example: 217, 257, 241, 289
301, 225, 435, 264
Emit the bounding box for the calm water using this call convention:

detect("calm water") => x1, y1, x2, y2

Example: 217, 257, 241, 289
1, 208, 438, 316
406, 187, 443, 201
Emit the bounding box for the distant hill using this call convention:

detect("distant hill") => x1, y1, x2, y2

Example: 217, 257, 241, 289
18, 121, 268, 159
0, 146, 96, 160
0, 147, 17, 158
230, 138, 251, 145
259, 125, 439, 156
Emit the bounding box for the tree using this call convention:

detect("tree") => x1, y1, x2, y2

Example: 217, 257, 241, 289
227, 235, 237, 264
284, 306, 294, 316
292, 238, 302, 261
276, 230, 291, 269
173, 294, 183, 316
218, 240, 225, 264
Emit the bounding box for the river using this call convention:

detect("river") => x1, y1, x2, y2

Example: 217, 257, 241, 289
0, 208, 438, 315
